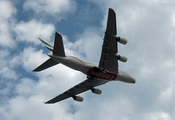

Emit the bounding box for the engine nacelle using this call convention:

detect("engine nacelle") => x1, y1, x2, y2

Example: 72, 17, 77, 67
91, 88, 102, 95
116, 37, 128, 45
117, 55, 128, 62
72, 96, 84, 102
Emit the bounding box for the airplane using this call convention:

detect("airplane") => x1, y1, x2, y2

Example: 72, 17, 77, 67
33, 8, 136, 104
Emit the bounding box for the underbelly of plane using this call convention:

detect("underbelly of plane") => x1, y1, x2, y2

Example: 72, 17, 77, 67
87, 67, 117, 81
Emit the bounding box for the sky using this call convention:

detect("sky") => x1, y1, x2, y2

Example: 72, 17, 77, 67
0, 0, 175, 120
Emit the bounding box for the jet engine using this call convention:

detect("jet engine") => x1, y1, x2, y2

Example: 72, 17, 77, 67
72, 96, 84, 102
117, 55, 127, 62
116, 37, 128, 45
91, 88, 102, 95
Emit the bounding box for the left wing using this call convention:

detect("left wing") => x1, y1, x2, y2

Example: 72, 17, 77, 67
45, 79, 107, 104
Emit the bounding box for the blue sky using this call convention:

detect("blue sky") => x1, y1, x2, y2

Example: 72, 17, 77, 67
1, 0, 175, 120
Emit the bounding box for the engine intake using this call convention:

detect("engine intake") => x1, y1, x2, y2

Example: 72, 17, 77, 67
117, 55, 127, 62
116, 37, 128, 45
72, 96, 84, 102
91, 88, 102, 95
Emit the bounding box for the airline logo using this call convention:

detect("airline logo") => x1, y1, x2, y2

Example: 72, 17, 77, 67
87, 68, 117, 80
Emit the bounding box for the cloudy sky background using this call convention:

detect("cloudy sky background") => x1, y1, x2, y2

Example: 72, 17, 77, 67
0, 0, 175, 119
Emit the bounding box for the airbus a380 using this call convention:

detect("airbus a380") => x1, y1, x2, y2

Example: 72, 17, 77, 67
33, 8, 136, 104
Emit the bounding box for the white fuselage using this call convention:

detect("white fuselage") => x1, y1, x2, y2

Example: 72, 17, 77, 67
48, 54, 136, 83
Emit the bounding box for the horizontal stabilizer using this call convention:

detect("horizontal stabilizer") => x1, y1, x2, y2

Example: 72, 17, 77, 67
33, 58, 59, 72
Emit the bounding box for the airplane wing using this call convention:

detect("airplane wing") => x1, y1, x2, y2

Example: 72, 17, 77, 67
99, 8, 118, 73
45, 79, 107, 104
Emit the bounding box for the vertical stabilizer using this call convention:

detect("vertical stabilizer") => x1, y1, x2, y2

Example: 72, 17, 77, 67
53, 32, 66, 57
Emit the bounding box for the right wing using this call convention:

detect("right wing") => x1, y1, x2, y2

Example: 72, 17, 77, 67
99, 8, 118, 73
45, 79, 107, 104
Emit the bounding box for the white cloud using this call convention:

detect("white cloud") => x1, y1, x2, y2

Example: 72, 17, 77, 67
23, 0, 77, 19
75, 28, 103, 62
0, 0, 16, 48
14, 20, 55, 44
143, 112, 171, 120
0, 67, 18, 80
171, 13, 175, 26
63, 27, 103, 63
2, 94, 74, 120
0, 49, 19, 82
0, 1, 16, 20
0, 49, 9, 67
19, 47, 47, 71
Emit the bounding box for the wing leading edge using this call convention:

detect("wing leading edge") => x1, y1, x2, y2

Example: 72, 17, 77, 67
45, 79, 107, 104
99, 8, 119, 73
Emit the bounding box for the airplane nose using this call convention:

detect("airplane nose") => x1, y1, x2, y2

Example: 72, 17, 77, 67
127, 73, 136, 83
118, 70, 136, 84
126, 73, 136, 84
132, 79, 136, 83
131, 76, 136, 83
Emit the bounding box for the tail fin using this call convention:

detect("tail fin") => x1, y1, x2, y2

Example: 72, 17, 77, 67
53, 32, 65, 57
33, 32, 65, 72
